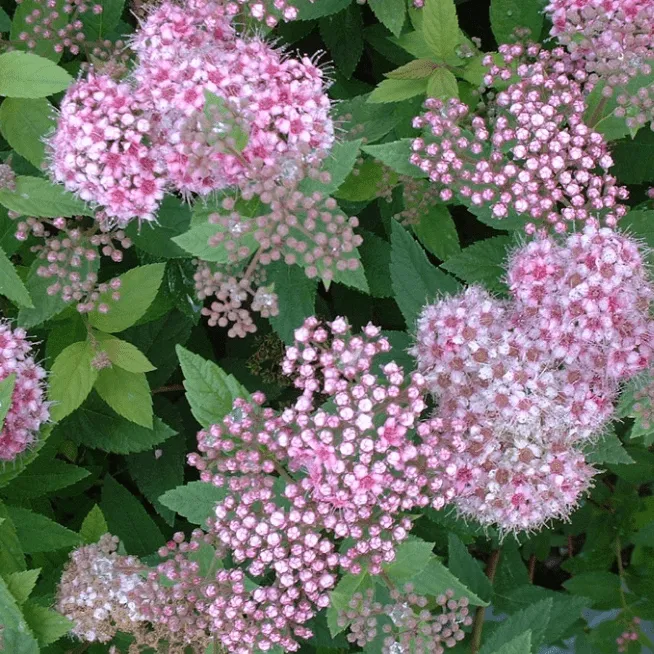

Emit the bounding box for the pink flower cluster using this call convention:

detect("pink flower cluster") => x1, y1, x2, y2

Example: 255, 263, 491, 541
48, 0, 334, 225
0, 321, 49, 462
412, 226, 654, 531
411, 44, 627, 234
545, 0, 654, 131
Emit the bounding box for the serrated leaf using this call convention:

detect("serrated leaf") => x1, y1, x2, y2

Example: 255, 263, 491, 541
95, 367, 153, 428
448, 534, 492, 603
94, 332, 156, 373
426, 66, 459, 99
0, 175, 89, 217
479, 599, 551, 654
368, 77, 428, 103
0, 97, 55, 167
2, 458, 90, 498
562, 571, 622, 609
390, 219, 460, 326
488, 631, 532, 654
9, 0, 68, 61
172, 221, 257, 262
441, 235, 512, 293
490, 0, 544, 44
81, 0, 126, 40
0, 245, 32, 307
336, 159, 391, 202
101, 475, 163, 556
80, 504, 108, 544
391, 31, 434, 59
128, 436, 185, 526
267, 262, 317, 344
177, 345, 248, 428
22, 603, 72, 647
409, 558, 488, 606
422, 0, 460, 60
0, 372, 16, 429
413, 204, 460, 260
584, 432, 635, 465
386, 59, 438, 80
362, 139, 427, 178
319, 5, 364, 79
368, 0, 406, 37
6, 569, 40, 604
87, 263, 166, 333
0, 575, 39, 654
334, 94, 407, 145
301, 138, 362, 197
5, 505, 81, 553
0, 51, 72, 97
0, 8, 11, 32
383, 538, 434, 581
65, 392, 176, 454
0, 501, 26, 573
48, 340, 97, 422
611, 128, 654, 185
360, 230, 393, 298
159, 481, 227, 526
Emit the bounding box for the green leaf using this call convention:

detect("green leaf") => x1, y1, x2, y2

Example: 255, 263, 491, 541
65, 393, 176, 454
0, 175, 89, 217
48, 340, 97, 422
562, 571, 622, 609
172, 221, 257, 263
368, 0, 406, 37
621, 209, 654, 248
203, 90, 249, 152
0, 501, 26, 573
294, 0, 351, 20
333, 94, 407, 145
101, 475, 164, 556
327, 571, 374, 636
383, 538, 434, 582
368, 77, 428, 103
488, 631, 532, 654
447, 534, 492, 603
95, 367, 153, 428
22, 603, 72, 647
126, 196, 191, 258
391, 31, 434, 59
0, 51, 71, 97
0, 245, 33, 307
390, 219, 460, 326
479, 599, 551, 654
360, 230, 393, 298
79, 504, 108, 544
422, 0, 460, 60
441, 235, 512, 293
81, 0, 126, 40
386, 59, 438, 80
0, 372, 16, 429
362, 139, 427, 178
0, 575, 40, 654
5, 505, 81, 553
426, 67, 459, 99
0, 8, 11, 32
2, 458, 90, 499
413, 204, 460, 260
6, 569, 40, 604
490, 0, 544, 44
128, 436, 185, 526
177, 345, 248, 428
94, 332, 156, 373
9, 0, 68, 61
87, 263, 166, 333
301, 138, 362, 197
409, 558, 488, 606
267, 262, 317, 344
336, 159, 391, 202
159, 481, 227, 527
584, 432, 635, 465
319, 5, 364, 79
611, 128, 654, 185
0, 97, 55, 167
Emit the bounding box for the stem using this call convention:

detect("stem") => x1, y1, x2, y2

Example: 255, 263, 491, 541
568, 535, 574, 558
588, 95, 609, 128
528, 554, 536, 583
470, 549, 501, 654
615, 536, 629, 611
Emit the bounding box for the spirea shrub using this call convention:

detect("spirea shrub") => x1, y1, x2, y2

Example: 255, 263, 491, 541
0, 0, 653, 652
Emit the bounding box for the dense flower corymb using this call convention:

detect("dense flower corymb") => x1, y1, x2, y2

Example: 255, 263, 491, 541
0, 321, 49, 462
